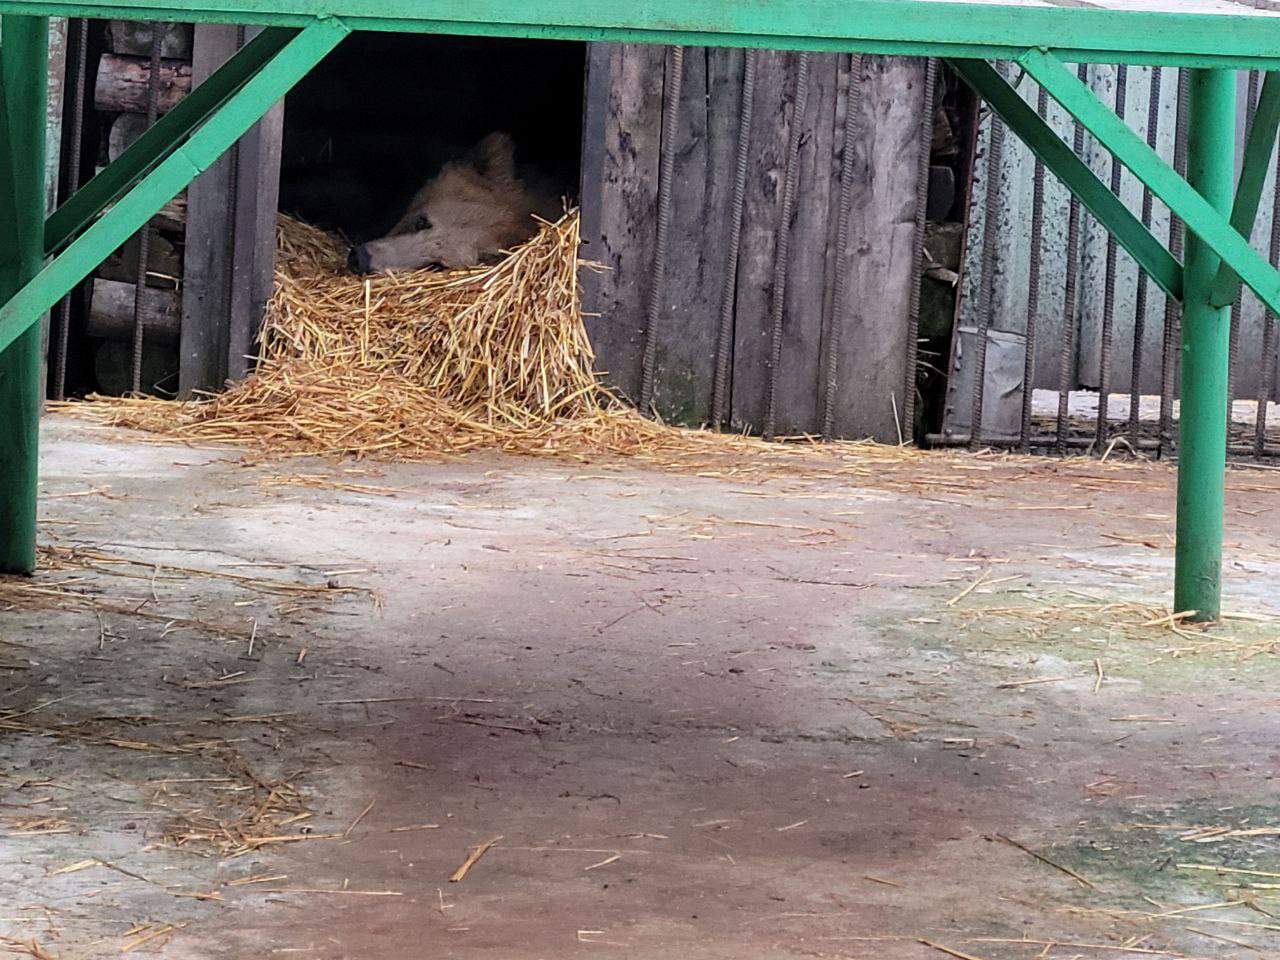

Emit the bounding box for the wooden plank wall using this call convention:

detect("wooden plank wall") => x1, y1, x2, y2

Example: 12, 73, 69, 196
581, 45, 929, 442
578, 44, 663, 406
831, 57, 934, 440
179, 24, 237, 395
179, 24, 283, 397
78, 21, 192, 397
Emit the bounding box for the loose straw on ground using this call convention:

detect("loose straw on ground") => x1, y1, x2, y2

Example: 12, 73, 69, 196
450, 835, 502, 882
54, 212, 921, 479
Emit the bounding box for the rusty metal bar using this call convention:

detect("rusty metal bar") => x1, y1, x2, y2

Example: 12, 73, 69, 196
1227, 70, 1261, 424
1019, 85, 1048, 451
1057, 63, 1089, 454
1257, 151, 1280, 456
970, 74, 1004, 450
901, 56, 938, 441
639, 44, 683, 414
1096, 63, 1127, 446
1129, 65, 1162, 444
130, 21, 165, 395
821, 51, 864, 439
1159, 68, 1190, 457
51, 16, 88, 401
711, 46, 756, 429
762, 49, 811, 440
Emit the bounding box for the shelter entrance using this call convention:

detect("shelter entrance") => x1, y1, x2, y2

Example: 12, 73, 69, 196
278, 32, 584, 243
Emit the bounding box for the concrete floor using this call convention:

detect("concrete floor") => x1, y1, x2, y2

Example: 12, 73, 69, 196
3, 414, 1280, 959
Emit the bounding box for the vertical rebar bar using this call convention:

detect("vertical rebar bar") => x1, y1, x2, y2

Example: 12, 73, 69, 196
1228, 70, 1260, 440
1020, 86, 1048, 451
1096, 64, 1127, 449
639, 45, 684, 414
970, 77, 1005, 450
130, 23, 164, 395
52, 17, 89, 401
821, 52, 865, 440
1057, 64, 1090, 454
900, 57, 939, 443
711, 48, 757, 430
1255, 153, 1280, 457
1160, 69, 1191, 457
1129, 65, 1162, 445
763, 50, 812, 441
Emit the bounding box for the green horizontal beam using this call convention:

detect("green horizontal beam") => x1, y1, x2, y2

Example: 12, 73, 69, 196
45, 24, 297, 253
948, 57, 1183, 302
1210, 71, 1280, 309
0, 16, 349, 356
3, 1, 1280, 67
1020, 47, 1280, 320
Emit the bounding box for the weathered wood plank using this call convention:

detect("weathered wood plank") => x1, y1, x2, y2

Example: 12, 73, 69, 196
94, 52, 192, 114
97, 230, 182, 287
583, 46, 930, 439
644, 47, 743, 425
179, 24, 285, 394
94, 339, 178, 397
730, 49, 797, 434
106, 114, 189, 233
106, 20, 193, 59
772, 52, 840, 435
179, 24, 238, 397
86, 277, 182, 343
827, 55, 928, 442
579, 42, 664, 405
227, 55, 284, 383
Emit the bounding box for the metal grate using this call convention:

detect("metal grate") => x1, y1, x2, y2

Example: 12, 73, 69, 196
936, 65, 1280, 461
49, 19, 191, 401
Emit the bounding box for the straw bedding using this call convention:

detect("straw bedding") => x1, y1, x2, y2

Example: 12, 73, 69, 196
62, 212, 917, 475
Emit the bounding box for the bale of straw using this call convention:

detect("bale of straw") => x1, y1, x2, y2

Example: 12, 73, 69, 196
60, 212, 919, 476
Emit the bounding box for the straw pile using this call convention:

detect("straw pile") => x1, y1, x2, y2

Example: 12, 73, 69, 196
60, 212, 919, 477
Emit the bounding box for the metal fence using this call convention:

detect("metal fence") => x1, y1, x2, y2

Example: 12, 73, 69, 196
935, 64, 1280, 460
49, 18, 177, 401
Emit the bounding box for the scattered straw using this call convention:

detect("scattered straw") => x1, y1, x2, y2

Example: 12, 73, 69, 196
918, 939, 991, 960
4, 815, 72, 836
157, 757, 327, 858
120, 923, 178, 953
449, 835, 502, 882
0, 938, 60, 960
53, 212, 921, 480
1177, 864, 1280, 879
995, 834, 1095, 888
951, 592, 1280, 661
0, 541, 378, 640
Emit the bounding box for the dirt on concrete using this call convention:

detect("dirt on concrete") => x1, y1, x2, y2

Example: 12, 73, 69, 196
2, 414, 1280, 959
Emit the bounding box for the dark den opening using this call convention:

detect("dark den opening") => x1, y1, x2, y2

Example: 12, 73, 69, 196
278, 33, 586, 243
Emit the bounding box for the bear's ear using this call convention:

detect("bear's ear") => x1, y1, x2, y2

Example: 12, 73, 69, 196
468, 132, 516, 180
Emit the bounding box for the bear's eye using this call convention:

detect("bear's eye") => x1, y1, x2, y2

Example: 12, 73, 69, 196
413, 214, 432, 231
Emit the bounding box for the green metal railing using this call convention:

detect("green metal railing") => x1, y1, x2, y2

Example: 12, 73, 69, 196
6, 0, 1280, 621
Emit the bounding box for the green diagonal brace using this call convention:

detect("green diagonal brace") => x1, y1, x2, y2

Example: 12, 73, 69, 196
948, 58, 1183, 302
44, 24, 298, 253
1210, 71, 1280, 308
0, 16, 348, 357
1019, 47, 1280, 319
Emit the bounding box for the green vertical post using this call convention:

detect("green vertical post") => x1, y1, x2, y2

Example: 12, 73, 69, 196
1175, 69, 1236, 622
0, 16, 47, 574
